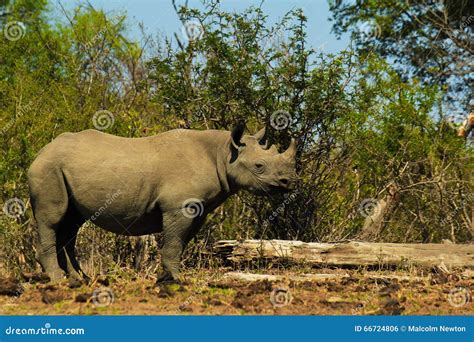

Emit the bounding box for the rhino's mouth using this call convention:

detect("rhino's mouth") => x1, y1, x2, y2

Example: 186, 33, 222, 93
248, 185, 290, 196
270, 184, 292, 193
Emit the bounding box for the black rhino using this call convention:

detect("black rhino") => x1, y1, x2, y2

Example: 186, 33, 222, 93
28, 125, 297, 283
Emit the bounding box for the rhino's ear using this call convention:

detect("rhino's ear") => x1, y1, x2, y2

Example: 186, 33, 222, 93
230, 123, 245, 150
254, 127, 268, 149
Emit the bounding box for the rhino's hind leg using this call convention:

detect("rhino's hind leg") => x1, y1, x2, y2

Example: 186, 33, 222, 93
56, 205, 88, 283
30, 167, 69, 282
35, 224, 66, 282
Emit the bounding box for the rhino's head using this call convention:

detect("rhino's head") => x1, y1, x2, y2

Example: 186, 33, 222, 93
226, 125, 297, 195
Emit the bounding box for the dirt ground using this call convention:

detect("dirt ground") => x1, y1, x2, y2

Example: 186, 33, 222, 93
0, 267, 473, 315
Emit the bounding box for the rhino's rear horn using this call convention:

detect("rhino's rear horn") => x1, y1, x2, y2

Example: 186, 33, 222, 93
254, 127, 269, 149
282, 138, 296, 159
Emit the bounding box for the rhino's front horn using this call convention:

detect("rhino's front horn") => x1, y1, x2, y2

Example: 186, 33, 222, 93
283, 138, 297, 159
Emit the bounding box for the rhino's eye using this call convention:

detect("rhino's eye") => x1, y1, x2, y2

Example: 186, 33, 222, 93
254, 162, 265, 174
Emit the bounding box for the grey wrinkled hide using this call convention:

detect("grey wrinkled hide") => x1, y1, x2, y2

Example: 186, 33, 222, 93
28, 126, 297, 282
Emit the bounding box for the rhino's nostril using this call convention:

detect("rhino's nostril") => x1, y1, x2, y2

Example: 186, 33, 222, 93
279, 178, 289, 186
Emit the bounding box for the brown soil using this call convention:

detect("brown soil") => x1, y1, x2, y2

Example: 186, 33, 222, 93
0, 268, 472, 315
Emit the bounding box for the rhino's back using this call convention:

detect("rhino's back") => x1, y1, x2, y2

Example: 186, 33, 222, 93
30, 128, 227, 189
31, 129, 155, 177
28, 129, 228, 233
28, 130, 159, 227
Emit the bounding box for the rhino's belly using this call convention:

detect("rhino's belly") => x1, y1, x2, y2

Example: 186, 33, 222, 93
85, 209, 163, 236
91, 213, 163, 236
69, 189, 163, 236
63, 165, 163, 235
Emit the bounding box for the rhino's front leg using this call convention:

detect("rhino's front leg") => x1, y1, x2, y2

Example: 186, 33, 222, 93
158, 211, 196, 283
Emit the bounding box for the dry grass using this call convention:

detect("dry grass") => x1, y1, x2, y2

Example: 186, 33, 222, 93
0, 266, 472, 315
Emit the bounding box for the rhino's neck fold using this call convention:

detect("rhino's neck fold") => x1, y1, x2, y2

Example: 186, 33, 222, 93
216, 136, 234, 195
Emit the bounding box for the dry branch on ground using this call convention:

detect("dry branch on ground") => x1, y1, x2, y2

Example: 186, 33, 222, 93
214, 240, 474, 268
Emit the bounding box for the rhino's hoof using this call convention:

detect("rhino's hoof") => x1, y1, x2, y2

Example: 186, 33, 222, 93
67, 278, 83, 289
46, 270, 67, 283
68, 272, 91, 287
156, 271, 175, 283
156, 271, 186, 285
81, 274, 91, 284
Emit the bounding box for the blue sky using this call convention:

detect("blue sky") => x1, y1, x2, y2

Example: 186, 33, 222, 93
56, 0, 350, 54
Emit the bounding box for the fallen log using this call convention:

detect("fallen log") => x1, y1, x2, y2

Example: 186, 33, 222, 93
213, 240, 474, 268
221, 271, 428, 283
223, 272, 350, 283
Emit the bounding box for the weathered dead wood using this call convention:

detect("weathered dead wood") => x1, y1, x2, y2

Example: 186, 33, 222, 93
462, 269, 474, 278
221, 271, 428, 283
213, 240, 474, 267
223, 272, 349, 283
